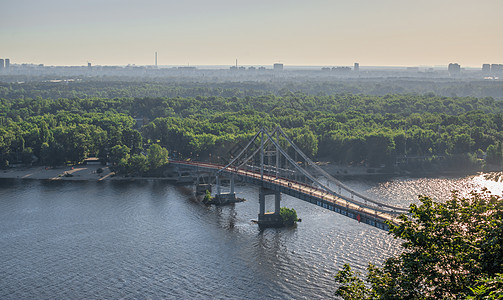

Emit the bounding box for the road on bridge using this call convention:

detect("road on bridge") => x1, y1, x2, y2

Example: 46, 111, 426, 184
173, 160, 403, 227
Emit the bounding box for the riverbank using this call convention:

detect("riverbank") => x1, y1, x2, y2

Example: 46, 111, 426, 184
2, 162, 499, 183
320, 162, 498, 178
0, 165, 193, 182
0, 165, 117, 181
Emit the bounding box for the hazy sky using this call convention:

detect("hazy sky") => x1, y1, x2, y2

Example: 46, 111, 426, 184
1, 0, 502, 67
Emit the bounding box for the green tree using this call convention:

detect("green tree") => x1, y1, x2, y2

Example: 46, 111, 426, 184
291, 126, 318, 157
279, 207, 298, 226
334, 190, 503, 299
128, 153, 148, 175
365, 132, 395, 167
203, 190, 213, 203
21, 147, 34, 165
147, 144, 169, 170
468, 274, 503, 300
486, 142, 503, 166
334, 264, 369, 300
42, 142, 65, 167
122, 128, 143, 154
109, 145, 130, 166
117, 157, 129, 174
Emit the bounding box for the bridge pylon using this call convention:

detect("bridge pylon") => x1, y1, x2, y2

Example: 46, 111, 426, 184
195, 171, 213, 194
258, 187, 283, 228
213, 173, 237, 205
171, 125, 408, 230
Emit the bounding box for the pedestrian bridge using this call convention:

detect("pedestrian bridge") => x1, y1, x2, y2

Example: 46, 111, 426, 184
171, 127, 408, 230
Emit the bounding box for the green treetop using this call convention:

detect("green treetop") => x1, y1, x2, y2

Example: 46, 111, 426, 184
335, 189, 503, 299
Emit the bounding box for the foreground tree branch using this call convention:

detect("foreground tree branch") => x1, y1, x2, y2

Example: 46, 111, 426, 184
335, 189, 503, 299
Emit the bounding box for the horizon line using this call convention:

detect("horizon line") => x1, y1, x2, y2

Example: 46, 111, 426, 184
4, 63, 488, 69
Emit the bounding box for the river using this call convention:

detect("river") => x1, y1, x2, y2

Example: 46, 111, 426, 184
1, 173, 502, 299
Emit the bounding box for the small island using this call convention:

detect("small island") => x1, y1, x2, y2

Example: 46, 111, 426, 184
279, 207, 299, 227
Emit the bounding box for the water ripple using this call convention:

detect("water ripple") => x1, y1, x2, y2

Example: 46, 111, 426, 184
1, 175, 499, 299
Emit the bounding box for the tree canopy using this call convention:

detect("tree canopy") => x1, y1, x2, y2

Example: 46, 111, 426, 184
1, 90, 503, 173
334, 190, 503, 299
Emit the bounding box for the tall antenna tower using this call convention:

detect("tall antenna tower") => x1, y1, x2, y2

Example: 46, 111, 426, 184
155, 52, 158, 68
236, 58, 238, 68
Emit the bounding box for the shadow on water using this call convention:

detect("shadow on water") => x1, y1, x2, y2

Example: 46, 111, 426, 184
255, 226, 299, 257
108, 178, 151, 190
213, 204, 238, 230
0, 178, 22, 188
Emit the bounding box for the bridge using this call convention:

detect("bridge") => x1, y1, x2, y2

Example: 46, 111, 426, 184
171, 127, 408, 230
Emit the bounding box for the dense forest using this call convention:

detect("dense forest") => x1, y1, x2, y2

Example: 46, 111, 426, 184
1, 77, 503, 100
1, 87, 503, 174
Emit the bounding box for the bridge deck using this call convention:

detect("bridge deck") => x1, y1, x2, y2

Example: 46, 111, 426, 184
171, 161, 403, 230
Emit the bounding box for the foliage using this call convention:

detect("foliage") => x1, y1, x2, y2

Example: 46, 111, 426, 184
1, 79, 503, 101
147, 144, 169, 170
334, 190, 503, 299
279, 207, 298, 226
468, 274, 503, 300
128, 154, 148, 175
486, 141, 503, 166
334, 264, 369, 300
109, 145, 130, 167
1, 91, 503, 172
203, 190, 212, 203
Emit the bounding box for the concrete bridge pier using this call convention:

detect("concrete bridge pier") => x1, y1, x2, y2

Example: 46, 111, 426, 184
196, 173, 213, 194
258, 187, 283, 228
230, 174, 235, 194
213, 174, 237, 205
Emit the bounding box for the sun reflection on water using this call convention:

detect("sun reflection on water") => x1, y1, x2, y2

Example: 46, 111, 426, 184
343, 172, 503, 208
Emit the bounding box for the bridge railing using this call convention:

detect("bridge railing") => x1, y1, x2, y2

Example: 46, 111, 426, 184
274, 127, 409, 213
171, 160, 406, 218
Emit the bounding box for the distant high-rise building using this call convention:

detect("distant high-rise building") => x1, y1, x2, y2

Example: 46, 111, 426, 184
88, 62, 92, 68
491, 64, 503, 73
448, 63, 461, 76
5, 59, 10, 69
482, 64, 491, 74
155, 52, 157, 67
230, 59, 239, 70
0, 59, 4, 70
273, 63, 283, 71
354, 62, 359, 72
332, 66, 351, 73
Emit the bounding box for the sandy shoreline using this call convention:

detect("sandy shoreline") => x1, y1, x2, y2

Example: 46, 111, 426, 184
0, 163, 486, 183
0, 165, 119, 181
0, 165, 186, 182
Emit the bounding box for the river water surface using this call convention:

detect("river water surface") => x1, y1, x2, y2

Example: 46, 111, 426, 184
1, 173, 502, 299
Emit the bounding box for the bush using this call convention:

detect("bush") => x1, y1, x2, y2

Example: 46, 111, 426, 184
203, 190, 212, 203
279, 207, 298, 226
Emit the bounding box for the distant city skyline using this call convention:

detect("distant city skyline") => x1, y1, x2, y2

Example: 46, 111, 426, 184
1, 0, 502, 67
